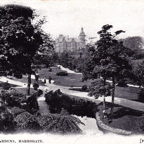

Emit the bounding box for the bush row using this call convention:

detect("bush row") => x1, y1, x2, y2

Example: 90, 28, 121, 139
45, 89, 97, 118
0, 106, 84, 134
56, 71, 68, 76
0, 88, 84, 134
0, 88, 43, 114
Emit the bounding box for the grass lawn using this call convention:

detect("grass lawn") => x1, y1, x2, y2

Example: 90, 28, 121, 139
38, 66, 140, 101
1, 66, 140, 102
11, 76, 45, 86
115, 86, 140, 101
38, 66, 94, 87
15, 87, 36, 95
98, 103, 144, 134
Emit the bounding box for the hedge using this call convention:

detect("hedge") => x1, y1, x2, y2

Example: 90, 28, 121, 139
45, 89, 97, 118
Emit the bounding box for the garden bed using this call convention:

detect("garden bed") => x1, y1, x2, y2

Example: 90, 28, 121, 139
97, 103, 144, 134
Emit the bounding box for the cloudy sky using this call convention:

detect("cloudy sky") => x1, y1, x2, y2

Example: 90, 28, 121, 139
1, 0, 144, 40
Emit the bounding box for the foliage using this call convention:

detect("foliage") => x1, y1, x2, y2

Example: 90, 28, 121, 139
89, 78, 112, 99
9, 107, 26, 117
45, 89, 96, 117
37, 110, 84, 134
132, 60, 144, 88
83, 24, 133, 117
138, 89, 144, 102
33, 83, 39, 90
0, 88, 26, 107
15, 111, 40, 131
26, 94, 39, 112
0, 4, 46, 95
58, 52, 77, 70
0, 5, 43, 77
56, 71, 68, 76
82, 45, 98, 81
32, 31, 57, 70
37, 89, 43, 96
121, 36, 144, 59
81, 85, 87, 91
117, 79, 128, 87
2, 82, 11, 90
0, 108, 16, 132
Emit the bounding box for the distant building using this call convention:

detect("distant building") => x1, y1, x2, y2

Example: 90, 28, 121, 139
55, 28, 86, 53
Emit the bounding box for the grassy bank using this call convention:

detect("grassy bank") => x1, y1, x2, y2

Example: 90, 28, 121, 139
98, 103, 144, 134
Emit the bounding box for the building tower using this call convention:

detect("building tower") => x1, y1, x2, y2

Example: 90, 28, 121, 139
79, 27, 86, 49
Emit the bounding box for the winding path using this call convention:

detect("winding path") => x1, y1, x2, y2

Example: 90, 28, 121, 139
0, 65, 144, 135
0, 75, 102, 134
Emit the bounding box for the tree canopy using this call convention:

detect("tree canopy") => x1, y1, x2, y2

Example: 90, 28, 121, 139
0, 4, 43, 78
84, 24, 134, 118
121, 36, 144, 59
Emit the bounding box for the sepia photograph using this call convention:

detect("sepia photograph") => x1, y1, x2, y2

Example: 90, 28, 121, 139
0, 0, 143, 143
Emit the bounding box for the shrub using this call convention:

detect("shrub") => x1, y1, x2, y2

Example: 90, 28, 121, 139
138, 89, 144, 102
0, 88, 26, 107
81, 85, 87, 91
48, 68, 52, 72
2, 82, 11, 90
56, 71, 68, 76
60, 95, 72, 112
45, 89, 97, 117
15, 112, 41, 131
45, 89, 72, 113
0, 109, 16, 132
5, 96, 21, 107
32, 89, 43, 98
45, 90, 54, 102
45, 90, 61, 113
117, 80, 128, 87
33, 83, 39, 90
36, 115, 54, 130
37, 110, 84, 134
26, 94, 39, 112
9, 107, 26, 117
37, 89, 43, 96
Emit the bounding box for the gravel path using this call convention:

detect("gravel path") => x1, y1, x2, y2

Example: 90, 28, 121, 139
37, 95, 50, 115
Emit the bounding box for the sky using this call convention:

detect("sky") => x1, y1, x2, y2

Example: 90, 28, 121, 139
0, 0, 144, 40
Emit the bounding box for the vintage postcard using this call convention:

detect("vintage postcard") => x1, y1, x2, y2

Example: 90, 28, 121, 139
0, 0, 143, 144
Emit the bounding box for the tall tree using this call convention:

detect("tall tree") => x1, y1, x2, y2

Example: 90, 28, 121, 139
0, 5, 43, 95
84, 24, 133, 119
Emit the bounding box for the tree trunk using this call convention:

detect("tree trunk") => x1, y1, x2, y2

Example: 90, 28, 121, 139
103, 95, 106, 111
110, 75, 115, 118
104, 78, 106, 85
27, 74, 31, 95
103, 77, 106, 116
